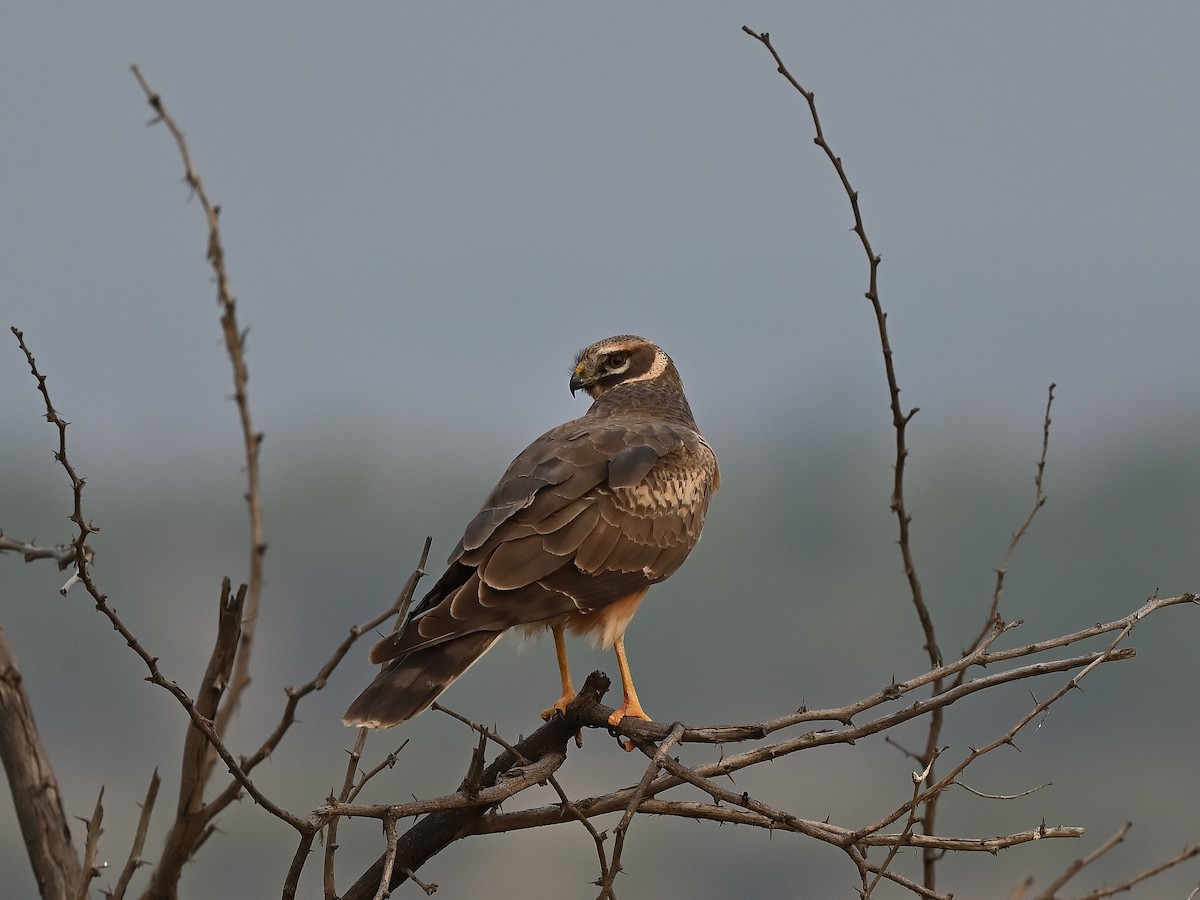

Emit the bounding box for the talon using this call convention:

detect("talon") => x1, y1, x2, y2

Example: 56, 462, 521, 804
607, 699, 651, 752
606, 702, 651, 729
541, 689, 583, 747
539, 692, 574, 722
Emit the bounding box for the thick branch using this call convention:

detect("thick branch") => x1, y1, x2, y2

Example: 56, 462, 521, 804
147, 580, 245, 897
339, 672, 610, 900
0, 625, 82, 900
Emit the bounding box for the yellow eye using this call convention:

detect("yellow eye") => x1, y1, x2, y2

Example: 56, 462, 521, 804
605, 352, 628, 369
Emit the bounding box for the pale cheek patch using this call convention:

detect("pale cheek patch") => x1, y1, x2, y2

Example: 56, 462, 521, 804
623, 349, 669, 385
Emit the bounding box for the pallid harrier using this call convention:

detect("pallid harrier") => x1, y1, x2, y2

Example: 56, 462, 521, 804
344, 335, 719, 732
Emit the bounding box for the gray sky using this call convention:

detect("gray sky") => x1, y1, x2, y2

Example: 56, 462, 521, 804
4, 3, 1198, 472
3, 4, 1199, 898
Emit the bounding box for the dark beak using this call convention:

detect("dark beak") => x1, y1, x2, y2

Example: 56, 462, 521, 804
569, 373, 586, 396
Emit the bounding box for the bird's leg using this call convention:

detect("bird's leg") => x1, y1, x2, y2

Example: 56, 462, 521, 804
608, 634, 651, 728
540, 624, 576, 720
540, 624, 584, 747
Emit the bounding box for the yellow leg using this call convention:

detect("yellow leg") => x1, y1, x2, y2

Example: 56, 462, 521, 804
608, 635, 651, 727
540, 624, 576, 720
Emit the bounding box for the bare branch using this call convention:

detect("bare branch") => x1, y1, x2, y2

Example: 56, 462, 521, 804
11, 326, 307, 838
348, 738, 409, 804
628, 800, 1083, 851
599, 723, 686, 899
76, 788, 105, 900
865, 746, 946, 897
150, 581, 246, 889
0, 624, 83, 898
372, 817, 399, 900
324, 745, 567, 823
740, 25, 933, 668
207, 537, 432, 820
740, 27, 947, 884
1034, 821, 1132, 900
340, 672, 611, 900
956, 780, 1049, 802
402, 868, 439, 896
1035, 820, 1200, 900
432, 704, 614, 895
860, 592, 1160, 850
280, 829, 317, 900
129, 64, 266, 733
969, 383, 1057, 659
322, 728, 369, 900
0, 532, 88, 570
106, 771, 160, 900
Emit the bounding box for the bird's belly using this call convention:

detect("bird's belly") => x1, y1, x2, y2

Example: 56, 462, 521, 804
516, 587, 649, 650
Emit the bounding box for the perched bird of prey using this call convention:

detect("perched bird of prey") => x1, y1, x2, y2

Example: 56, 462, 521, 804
344, 335, 719, 732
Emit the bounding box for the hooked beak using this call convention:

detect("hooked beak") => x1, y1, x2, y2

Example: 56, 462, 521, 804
569, 362, 593, 396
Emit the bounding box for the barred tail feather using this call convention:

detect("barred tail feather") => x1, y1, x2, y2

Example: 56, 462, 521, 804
343, 631, 503, 728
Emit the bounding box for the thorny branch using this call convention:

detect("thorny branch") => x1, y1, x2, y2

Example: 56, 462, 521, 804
130, 64, 265, 739
108, 771, 160, 900
76, 788, 104, 900
0, 533, 90, 570
1022, 819, 1200, 900
972, 384, 1057, 655
9, 323, 442, 897
739, 27, 1049, 893
5, 65, 439, 896
11, 326, 308, 833
740, 26, 934, 669
597, 722, 686, 899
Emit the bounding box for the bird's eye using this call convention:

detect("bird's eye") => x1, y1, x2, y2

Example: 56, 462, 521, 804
606, 352, 628, 369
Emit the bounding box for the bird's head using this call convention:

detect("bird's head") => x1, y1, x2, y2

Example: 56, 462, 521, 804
569, 335, 681, 400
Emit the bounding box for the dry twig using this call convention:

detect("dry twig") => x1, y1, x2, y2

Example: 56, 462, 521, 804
129, 66, 266, 735
740, 25, 949, 888
106, 771, 160, 900
76, 788, 105, 900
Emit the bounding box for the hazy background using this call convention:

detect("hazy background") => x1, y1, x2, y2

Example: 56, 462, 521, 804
3, 3, 1198, 897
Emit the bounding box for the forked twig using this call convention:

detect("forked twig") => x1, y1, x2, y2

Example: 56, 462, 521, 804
969, 383, 1057, 657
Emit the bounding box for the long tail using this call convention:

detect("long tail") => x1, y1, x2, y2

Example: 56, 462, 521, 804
343, 631, 502, 728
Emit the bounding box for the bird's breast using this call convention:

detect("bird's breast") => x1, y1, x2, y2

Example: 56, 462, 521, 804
611, 444, 717, 520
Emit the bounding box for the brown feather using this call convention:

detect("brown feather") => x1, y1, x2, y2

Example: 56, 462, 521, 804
344, 632, 502, 728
